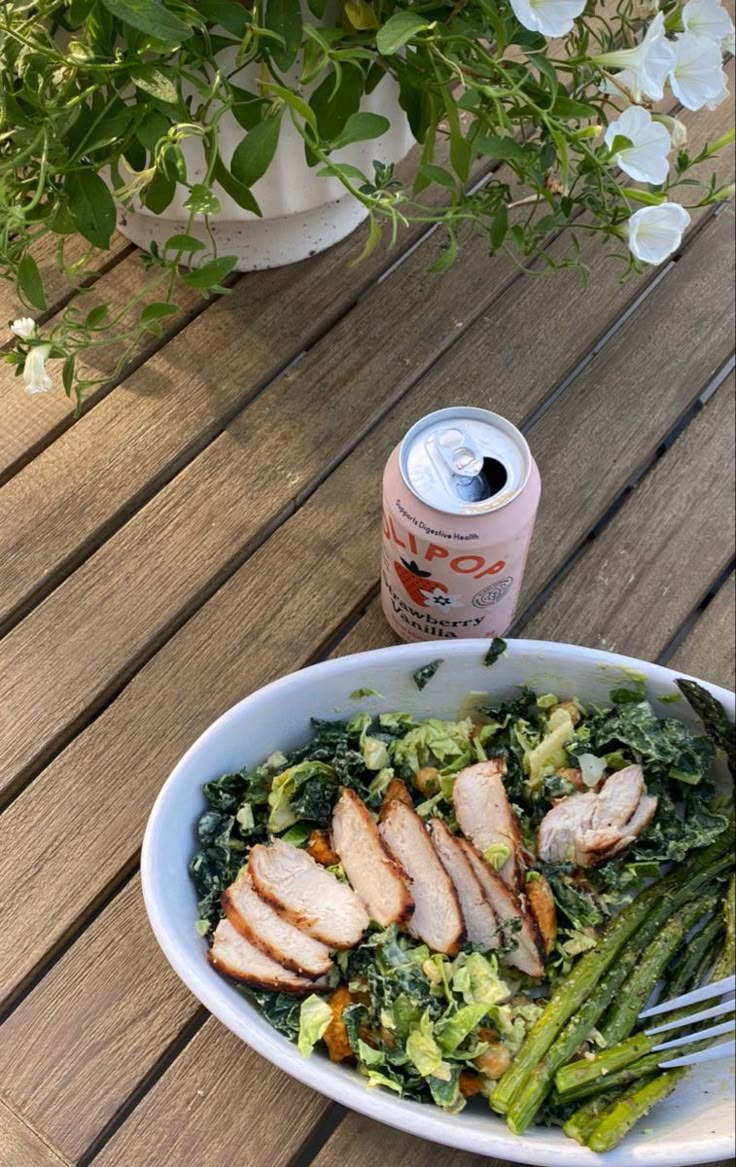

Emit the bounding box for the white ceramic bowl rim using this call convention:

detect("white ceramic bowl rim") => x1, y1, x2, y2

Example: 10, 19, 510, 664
142, 639, 735, 1167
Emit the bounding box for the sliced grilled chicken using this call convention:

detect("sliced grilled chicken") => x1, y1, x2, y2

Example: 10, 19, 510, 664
379, 801, 463, 955
453, 759, 523, 889
525, 873, 558, 955
429, 818, 499, 950
332, 788, 414, 928
537, 765, 657, 868
208, 919, 325, 994
460, 839, 545, 977
249, 840, 369, 949
222, 871, 332, 978
378, 777, 414, 822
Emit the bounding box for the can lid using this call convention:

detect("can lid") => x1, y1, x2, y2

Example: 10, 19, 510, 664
399, 407, 532, 516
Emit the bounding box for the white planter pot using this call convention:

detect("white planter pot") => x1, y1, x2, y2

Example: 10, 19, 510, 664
117, 48, 415, 271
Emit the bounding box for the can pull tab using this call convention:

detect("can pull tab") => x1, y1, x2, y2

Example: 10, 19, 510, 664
436, 427, 484, 478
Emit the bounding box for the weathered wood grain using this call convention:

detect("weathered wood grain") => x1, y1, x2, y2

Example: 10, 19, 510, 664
668, 572, 736, 690
1, 209, 732, 1021
0, 878, 196, 1160
92, 1018, 328, 1167
520, 373, 735, 655
1, 71, 731, 640
311, 1112, 515, 1167
0, 1099, 71, 1167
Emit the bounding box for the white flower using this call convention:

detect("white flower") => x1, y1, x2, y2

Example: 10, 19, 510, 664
604, 105, 671, 185
22, 345, 53, 395
682, 0, 735, 51
669, 32, 729, 110
10, 316, 36, 340
595, 12, 677, 102
421, 588, 464, 609
654, 114, 688, 148
509, 0, 587, 38
627, 202, 691, 265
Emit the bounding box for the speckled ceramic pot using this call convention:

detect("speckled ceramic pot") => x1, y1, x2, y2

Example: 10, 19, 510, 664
117, 46, 415, 271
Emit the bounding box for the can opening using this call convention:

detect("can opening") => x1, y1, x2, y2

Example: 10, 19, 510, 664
454, 456, 508, 502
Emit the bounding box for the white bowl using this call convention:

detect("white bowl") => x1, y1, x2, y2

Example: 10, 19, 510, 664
142, 639, 735, 1167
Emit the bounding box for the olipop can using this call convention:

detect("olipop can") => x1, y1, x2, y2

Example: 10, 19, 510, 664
381, 407, 541, 642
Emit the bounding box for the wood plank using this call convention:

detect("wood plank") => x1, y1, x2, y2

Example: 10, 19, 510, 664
0, 93, 731, 797
1, 74, 731, 637
668, 572, 736, 689
1, 211, 732, 1018
0, 1099, 71, 1167
0, 878, 196, 1161
311, 1112, 511, 1167
92, 1019, 328, 1167
519, 374, 735, 656
0, 248, 206, 488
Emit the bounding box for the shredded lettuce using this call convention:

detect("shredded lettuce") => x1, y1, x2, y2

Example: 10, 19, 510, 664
267, 761, 337, 832
297, 995, 333, 1057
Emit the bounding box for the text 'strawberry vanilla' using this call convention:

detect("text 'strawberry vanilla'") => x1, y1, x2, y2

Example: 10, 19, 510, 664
381, 407, 540, 642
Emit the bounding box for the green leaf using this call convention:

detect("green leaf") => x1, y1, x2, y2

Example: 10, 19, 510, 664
622, 187, 667, 206
552, 95, 600, 120
415, 163, 457, 193
62, 355, 76, 397
490, 203, 508, 250
529, 52, 558, 104
165, 233, 207, 252
330, 112, 389, 150
197, 0, 250, 35
143, 166, 177, 213
609, 134, 634, 155
263, 83, 317, 136
230, 115, 282, 188
474, 135, 527, 165
181, 256, 238, 289
428, 231, 458, 273
265, 0, 303, 72
308, 0, 327, 15
310, 65, 363, 143
100, 0, 193, 43
131, 65, 179, 104
376, 11, 432, 54
229, 86, 267, 132
183, 184, 221, 215
65, 170, 116, 249
442, 92, 470, 183
317, 162, 368, 181
484, 637, 507, 666
85, 304, 109, 328
213, 156, 262, 214
16, 253, 47, 311
140, 301, 180, 322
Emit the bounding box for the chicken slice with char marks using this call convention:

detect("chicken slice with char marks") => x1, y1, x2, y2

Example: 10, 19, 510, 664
525, 873, 558, 955
429, 818, 499, 951
460, 839, 545, 978
248, 839, 368, 949
222, 870, 332, 978
332, 788, 414, 928
452, 759, 524, 889
208, 919, 326, 994
537, 765, 658, 868
380, 800, 464, 955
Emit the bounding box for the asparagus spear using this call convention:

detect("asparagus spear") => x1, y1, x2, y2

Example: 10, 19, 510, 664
556, 875, 735, 1102
491, 827, 733, 1117
508, 895, 714, 1131
596, 894, 718, 1046
586, 1069, 689, 1152
666, 912, 723, 1000
562, 1091, 623, 1145
676, 678, 735, 775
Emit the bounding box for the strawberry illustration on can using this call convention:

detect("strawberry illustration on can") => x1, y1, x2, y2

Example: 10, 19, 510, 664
381, 407, 540, 642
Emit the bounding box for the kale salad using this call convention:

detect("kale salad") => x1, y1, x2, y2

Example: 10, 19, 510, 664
188, 660, 734, 1145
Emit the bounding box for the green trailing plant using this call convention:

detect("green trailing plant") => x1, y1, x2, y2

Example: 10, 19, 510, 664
1, 0, 734, 407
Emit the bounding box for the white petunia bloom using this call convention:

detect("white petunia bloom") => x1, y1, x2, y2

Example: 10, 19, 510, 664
682, 0, 735, 51
595, 12, 677, 102
509, 0, 587, 38
22, 344, 53, 395
669, 32, 729, 110
628, 202, 691, 265
10, 316, 36, 340
604, 106, 671, 185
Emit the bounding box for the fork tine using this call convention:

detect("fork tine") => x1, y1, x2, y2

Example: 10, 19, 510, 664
638, 974, 736, 1019
645, 1000, 736, 1036
652, 1019, 735, 1052
658, 1038, 736, 1069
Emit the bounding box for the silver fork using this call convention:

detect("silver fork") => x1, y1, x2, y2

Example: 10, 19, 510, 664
638, 974, 736, 1069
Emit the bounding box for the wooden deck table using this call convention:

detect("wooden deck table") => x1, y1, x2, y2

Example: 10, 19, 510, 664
0, 83, 734, 1167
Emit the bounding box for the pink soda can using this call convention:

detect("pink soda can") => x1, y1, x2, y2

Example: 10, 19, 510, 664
381, 406, 541, 642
